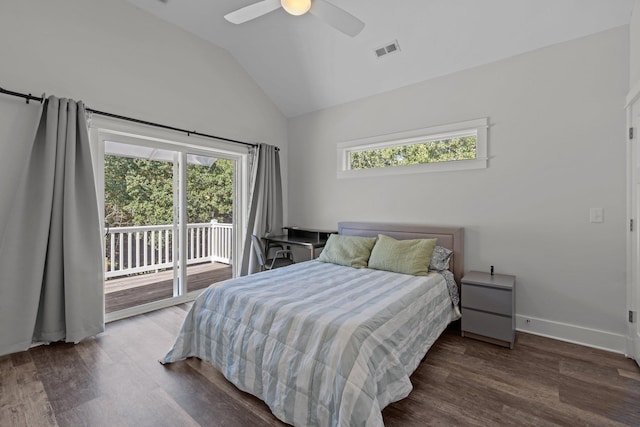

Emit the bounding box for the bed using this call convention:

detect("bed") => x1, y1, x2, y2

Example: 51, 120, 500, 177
162, 222, 464, 426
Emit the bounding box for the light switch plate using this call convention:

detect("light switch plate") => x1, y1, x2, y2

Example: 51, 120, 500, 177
589, 208, 604, 223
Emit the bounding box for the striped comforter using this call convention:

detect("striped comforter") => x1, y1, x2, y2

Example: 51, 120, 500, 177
162, 260, 458, 426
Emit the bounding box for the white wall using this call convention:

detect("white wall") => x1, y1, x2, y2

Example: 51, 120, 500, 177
632, 0, 640, 88
0, 0, 288, 229
288, 26, 630, 352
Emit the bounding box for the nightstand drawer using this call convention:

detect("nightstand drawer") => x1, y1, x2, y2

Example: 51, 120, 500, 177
462, 283, 512, 316
462, 308, 513, 343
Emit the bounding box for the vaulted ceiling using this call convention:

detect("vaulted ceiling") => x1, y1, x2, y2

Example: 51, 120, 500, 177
126, 0, 634, 118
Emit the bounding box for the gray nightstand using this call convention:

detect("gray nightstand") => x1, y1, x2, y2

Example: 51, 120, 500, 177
461, 271, 516, 349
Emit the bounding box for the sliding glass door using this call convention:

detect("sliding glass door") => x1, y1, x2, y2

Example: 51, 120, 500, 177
183, 154, 234, 294
89, 121, 247, 319
103, 142, 180, 313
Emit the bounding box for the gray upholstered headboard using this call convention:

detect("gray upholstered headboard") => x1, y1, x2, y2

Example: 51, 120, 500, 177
337, 222, 464, 285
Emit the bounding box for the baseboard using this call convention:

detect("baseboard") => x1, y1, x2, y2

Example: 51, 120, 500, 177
515, 314, 627, 355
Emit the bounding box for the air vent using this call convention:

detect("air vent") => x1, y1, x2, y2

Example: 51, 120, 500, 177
374, 40, 401, 59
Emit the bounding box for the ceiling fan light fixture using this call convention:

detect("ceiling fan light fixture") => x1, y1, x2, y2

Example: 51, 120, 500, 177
281, 0, 311, 16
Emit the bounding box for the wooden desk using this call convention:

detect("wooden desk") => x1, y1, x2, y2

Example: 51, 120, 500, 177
265, 227, 336, 259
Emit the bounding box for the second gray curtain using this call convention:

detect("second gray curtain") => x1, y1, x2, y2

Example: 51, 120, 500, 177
240, 143, 283, 275
0, 96, 104, 356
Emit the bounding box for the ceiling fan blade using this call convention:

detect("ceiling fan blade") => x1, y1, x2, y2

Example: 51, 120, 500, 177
224, 0, 282, 24
309, 0, 365, 37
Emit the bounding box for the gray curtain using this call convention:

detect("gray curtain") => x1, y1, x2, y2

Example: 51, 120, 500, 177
240, 143, 283, 275
0, 96, 104, 357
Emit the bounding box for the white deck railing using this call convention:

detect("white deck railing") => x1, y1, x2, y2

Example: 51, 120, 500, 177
105, 221, 232, 279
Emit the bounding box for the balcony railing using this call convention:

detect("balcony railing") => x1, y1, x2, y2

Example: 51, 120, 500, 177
105, 221, 232, 279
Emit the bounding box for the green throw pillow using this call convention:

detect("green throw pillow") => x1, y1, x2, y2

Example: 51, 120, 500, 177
317, 234, 377, 268
368, 234, 437, 276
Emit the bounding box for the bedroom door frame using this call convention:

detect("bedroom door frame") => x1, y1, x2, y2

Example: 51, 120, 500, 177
88, 116, 250, 321
626, 81, 640, 364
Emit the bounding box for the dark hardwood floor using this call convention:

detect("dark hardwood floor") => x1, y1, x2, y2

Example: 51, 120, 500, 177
1, 304, 639, 426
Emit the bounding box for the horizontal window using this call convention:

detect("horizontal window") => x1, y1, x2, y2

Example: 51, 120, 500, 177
337, 118, 488, 178
349, 132, 477, 170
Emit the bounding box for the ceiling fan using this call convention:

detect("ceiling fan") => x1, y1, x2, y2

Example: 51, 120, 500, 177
224, 0, 365, 37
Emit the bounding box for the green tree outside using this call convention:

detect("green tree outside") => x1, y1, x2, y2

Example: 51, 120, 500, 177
187, 158, 233, 224
350, 136, 476, 170
104, 156, 234, 227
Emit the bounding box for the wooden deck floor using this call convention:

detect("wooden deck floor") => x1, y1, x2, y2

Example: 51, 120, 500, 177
105, 263, 232, 313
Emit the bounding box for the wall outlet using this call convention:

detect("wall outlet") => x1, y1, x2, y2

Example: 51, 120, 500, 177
589, 207, 604, 223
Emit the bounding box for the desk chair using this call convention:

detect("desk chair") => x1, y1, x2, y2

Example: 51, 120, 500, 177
251, 234, 295, 271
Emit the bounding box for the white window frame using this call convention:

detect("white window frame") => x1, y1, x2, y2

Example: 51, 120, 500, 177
87, 115, 250, 322
337, 118, 488, 179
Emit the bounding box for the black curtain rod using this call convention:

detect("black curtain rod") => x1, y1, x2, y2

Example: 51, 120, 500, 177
0, 86, 260, 149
